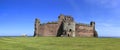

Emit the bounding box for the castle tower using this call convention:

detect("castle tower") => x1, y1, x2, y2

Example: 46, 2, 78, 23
90, 21, 95, 30
34, 18, 40, 37
62, 16, 75, 37
90, 21, 98, 37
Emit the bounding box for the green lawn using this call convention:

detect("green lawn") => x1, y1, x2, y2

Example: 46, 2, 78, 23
0, 37, 120, 50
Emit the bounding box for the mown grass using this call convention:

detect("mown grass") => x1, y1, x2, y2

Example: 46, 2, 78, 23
0, 37, 120, 50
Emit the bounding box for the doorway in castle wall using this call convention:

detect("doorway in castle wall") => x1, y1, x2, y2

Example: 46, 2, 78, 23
68, 29, 72, 37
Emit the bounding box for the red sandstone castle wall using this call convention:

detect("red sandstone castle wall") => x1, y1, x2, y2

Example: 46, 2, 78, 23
75, 25, 94, 37
38, 24, 95, 37
38, 24, 59, 36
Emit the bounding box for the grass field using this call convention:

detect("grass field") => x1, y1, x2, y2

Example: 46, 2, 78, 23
0, 37, 120, 50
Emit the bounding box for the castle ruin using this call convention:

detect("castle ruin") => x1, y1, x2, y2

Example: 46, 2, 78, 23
34, 14, 98, 37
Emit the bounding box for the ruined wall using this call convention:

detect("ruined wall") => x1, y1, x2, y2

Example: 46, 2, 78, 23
38, 24, 59, 36
75, 25, 94, 37
34, 14, 98, 37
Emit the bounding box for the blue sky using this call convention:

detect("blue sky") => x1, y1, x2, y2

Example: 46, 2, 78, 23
0, 0, 120, 37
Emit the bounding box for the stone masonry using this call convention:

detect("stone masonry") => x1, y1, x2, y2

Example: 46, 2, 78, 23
34, 14, 98, 37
